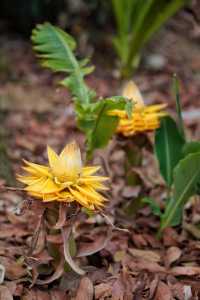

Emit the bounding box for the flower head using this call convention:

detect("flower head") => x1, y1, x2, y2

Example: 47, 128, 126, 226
17, 141, 108, 210
109, 81, 167, 136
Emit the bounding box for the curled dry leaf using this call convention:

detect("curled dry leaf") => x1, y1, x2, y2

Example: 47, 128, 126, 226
0, 285, 13, 300
62, 226, 85, 276
128, 248, 161, 263
0, 224, 29, 239
111, 272, 133, 300
75, 277, 93, 300
52, 203, 67, 230
22, 289, 51, 300
124, 255, 165, 274
0, 264, 5, 284
50, 290, 66, 300
171, 266, 200, 276
94, 282, 113, 299
155, 281, 172, 300
165, 246, 182, 268
0, 256, 27, 280
36, 257, 64, 285
77, 228, 112, 257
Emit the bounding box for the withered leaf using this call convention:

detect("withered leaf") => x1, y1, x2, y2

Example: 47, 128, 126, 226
165, 246, 182, 267
75, 277, 93, 300
155, 281, 172, 300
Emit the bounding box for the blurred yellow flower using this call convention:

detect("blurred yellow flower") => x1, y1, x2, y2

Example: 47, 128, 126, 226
109, 81, 167, 136
17, 142, 108, 210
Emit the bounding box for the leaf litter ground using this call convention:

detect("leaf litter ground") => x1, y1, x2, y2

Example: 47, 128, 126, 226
0, 20, 200, 299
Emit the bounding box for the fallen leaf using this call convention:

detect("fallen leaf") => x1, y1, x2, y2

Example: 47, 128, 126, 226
163, 228, 179, 247
77, 229, 112, 258
94, 282, 112, 299
155, 281, 172, 300
165, 246, 182, 267
75, 277, 93, 300
129, 248, 161, 263
22, 289, 50, 300
36, 257, 64, 285
0, 285, 13, 300
0, 264, 5, 284
0, 256, 27, 280
171, 266, 200, 276
0, 224, 29, 239
125, 255, 165, 273
50, 290, 66, 300
121, 186, 141, 198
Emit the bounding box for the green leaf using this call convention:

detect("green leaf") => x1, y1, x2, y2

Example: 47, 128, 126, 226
112, 0, 189, 76
183, 141, 200, 157
86, 97, 126, 159
155, 116, 185, 186
125, 100, 133, 119
142, 197, 162, 217
32, 22, 94, 106
160, 152, 200, 231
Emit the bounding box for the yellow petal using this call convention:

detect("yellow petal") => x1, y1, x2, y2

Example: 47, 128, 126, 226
59, 141, 82, 180
23, 160, 50, 177
47, 145, 59, 170
82, 166, 101, 176
122, 81, 144, 108
69, 187, 93, 210
25, 177, 49, 192
41, 178, 62, 194
79, 176, 108, 184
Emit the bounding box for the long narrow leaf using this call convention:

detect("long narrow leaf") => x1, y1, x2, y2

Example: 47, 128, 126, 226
160, 152, 200, 231
155, 116, 185, 186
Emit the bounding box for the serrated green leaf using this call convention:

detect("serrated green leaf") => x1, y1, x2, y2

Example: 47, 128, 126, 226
32, 22, 94, 106
160, 152, 200, 231
155, 116, 185, 187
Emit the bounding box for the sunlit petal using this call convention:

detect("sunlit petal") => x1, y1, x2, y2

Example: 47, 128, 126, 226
122, 81, 144, 108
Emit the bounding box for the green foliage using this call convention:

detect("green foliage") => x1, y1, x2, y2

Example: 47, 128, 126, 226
155, 116, 185, 187
86, 97, 126, 159
32, 23, 94, 107
32, 23, 128, 157
112, 0, 189, 76
142, 197, 162, 217
160, 152, 200, 232
182, 142, 200, 157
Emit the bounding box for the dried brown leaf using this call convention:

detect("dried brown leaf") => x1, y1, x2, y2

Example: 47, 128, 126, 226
0, 256, 26, 280
171, 266, 200, 276
94, 282, 112, 299
75, 277, 93, 300
155, 281, 172, 300
36, 257, 64, 285
165, 246, 182, 268
0, 286, 13, 300
128, 248, 161, 263
77, 228, 112, 257
62, 226, 85, 276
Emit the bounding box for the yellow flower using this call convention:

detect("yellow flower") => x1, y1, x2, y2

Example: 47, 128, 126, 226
109, 81, 167, 136
17, 141, 108, 210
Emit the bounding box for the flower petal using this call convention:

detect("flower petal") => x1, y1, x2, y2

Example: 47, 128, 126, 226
122, 81, 144, 108
59, 141, 82, 180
